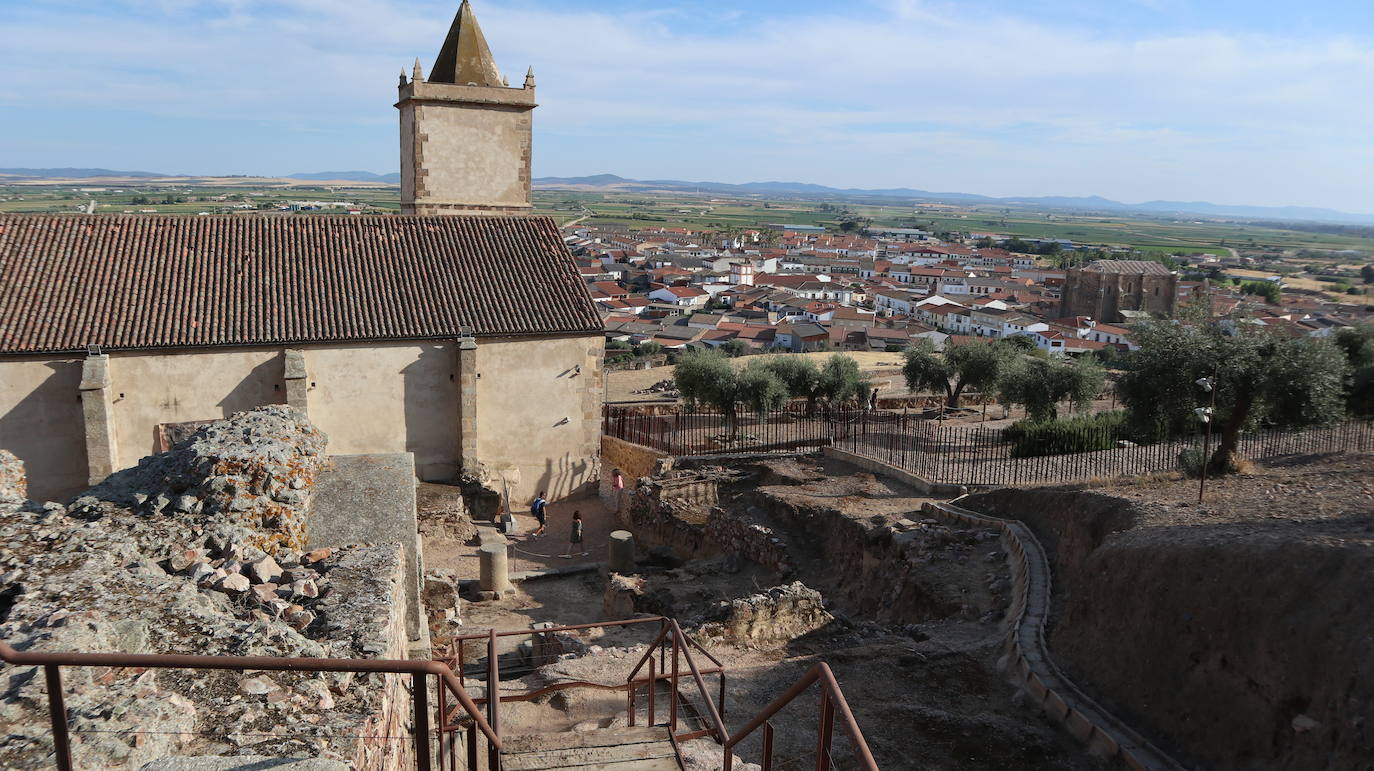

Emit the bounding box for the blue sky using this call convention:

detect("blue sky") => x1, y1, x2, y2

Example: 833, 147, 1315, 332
2, 0, 1372, 211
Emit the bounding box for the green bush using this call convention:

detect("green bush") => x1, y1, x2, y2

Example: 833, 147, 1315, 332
1005, 411, 1127, 458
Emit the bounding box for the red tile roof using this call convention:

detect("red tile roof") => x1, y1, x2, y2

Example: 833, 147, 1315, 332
0, 214, 602, 355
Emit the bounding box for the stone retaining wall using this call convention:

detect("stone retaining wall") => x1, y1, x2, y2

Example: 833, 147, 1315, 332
923, 498, 1184, 771
344, 543, 416, 771
598, 435, 670, 513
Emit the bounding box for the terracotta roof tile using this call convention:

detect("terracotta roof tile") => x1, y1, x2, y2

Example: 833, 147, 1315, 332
0, 214, 602, 354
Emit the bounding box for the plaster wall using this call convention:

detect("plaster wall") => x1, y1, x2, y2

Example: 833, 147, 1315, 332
305, 342, 460, 481
402, 100, 532, 214
0, 357, 87, 501
475, 334, 603, 504
108, 348, 282, 469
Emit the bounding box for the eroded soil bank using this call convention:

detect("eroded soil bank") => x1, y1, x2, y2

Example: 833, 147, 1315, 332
964, 452, 1374, 770
434, 455, 1103, 770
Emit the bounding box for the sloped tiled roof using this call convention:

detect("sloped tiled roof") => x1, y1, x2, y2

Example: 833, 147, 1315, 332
0, 214, 602, 355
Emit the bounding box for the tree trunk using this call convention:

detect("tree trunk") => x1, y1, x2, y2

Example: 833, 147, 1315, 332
947, 382, 964, 409
1209, 391, 1253, 474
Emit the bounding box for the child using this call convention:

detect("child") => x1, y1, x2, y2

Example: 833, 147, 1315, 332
531, 491, 548, 537
562, 511, 588, 558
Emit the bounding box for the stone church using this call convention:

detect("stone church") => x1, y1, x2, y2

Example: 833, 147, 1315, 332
0, 1, 604, 503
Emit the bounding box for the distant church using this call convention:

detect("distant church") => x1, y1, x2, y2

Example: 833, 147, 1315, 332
0, 1, 605, 504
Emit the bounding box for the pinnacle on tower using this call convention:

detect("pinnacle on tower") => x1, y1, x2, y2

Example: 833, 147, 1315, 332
429, 0, 504, 87
399, 67, 408, 86
524, 66, 535, 89
413, 58, 424, 81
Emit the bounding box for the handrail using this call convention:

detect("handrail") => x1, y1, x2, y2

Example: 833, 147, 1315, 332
625, 619, 671, 685
724, 662, 879, 771
0, 639, 502, 753
669, 619, 730, 744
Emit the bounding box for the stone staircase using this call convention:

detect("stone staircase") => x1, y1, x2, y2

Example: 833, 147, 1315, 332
498, 725, 681, 770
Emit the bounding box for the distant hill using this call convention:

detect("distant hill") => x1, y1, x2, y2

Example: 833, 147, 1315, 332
0, 167, 169, 179
287, 171, 401, 183
534, 174, 1374, 225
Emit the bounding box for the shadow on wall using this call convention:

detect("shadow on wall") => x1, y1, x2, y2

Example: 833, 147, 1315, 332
536, 452, 595, 503
0, 361, 86, 501
124, 355, 284, 466
402, 345, 460, 482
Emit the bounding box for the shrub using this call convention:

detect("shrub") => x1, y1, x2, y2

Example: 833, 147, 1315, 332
1005, 411, 1127, 458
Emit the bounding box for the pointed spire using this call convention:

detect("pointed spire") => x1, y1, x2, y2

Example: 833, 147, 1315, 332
502, 74, 509, 87
523, 66, 535, 89
429, 0, 504, 87
399, 67, 408, 87
413, 58, 424, 82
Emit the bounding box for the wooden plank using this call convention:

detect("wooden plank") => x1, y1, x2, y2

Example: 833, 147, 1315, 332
502, 741, 677, 771
501, 726, 668, 753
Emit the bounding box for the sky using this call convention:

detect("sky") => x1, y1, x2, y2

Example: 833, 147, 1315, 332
1, 0, 1372, 212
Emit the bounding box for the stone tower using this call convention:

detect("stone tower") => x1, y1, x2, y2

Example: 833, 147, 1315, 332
397, 0, 535, 216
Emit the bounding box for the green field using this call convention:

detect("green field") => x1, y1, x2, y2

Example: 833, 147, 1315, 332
532, 190, 1374, 260
4, 182, 1372, 265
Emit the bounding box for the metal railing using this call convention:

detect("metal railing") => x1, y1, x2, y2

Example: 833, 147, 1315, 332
3, 614, 881, 770
606, 403, 1374, 487
0, 639, 497, 771
445, 616, 878, 771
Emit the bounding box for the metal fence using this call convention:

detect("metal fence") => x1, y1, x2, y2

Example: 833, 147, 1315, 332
603, 405, 1374, 487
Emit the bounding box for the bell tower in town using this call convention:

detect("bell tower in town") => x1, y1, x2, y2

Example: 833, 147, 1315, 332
397, 0, 535, 216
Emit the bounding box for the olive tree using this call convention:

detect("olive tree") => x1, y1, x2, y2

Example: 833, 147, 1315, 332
903, 339, 1008, 408
672, 349, 786, 434
721, 339, 749, 357
1117, 321, 1350, 472
817, 354, 871, 406
1333, 324, 1374, 417
998, 355, 1105, 422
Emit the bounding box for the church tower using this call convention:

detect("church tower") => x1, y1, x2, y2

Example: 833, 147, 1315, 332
398, 0, 535, 216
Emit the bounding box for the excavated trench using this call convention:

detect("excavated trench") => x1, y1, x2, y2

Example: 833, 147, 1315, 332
619, 456, 1103, 770
963, 487, 1374, 770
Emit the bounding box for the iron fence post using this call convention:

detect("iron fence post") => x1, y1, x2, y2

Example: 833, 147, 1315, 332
44, 665, 72, 771
413, 672, 432, 771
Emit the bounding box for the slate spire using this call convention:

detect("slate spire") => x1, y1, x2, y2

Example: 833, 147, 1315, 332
429, 0, 504, 87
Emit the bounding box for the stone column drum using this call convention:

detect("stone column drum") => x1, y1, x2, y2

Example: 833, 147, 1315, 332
608, 530, 636, 574
479, 542, 512, 594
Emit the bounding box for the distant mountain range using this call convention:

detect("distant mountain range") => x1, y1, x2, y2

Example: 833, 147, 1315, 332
0, 168, 401, 184
533, 174, 1374, 226
286, 171, 401, 183
2, 168, 1370, 225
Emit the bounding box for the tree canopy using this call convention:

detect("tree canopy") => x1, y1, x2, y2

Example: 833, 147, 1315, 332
1334, 324, 1374, 417
903, 339, 1009, 408
998, 355, 1105, 422
1116, 321, 1350, 471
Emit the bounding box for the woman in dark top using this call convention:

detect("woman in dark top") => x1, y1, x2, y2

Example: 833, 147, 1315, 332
562, 510, 587, 557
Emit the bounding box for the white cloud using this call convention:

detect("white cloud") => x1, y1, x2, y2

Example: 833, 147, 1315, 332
0, 0, 1371, 210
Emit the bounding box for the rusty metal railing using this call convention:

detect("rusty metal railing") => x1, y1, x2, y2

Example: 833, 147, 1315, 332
724, 662, 879, 771
4, 614, 880, 770
0, 640, 497, 771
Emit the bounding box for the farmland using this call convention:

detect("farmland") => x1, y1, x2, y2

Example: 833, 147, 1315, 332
3, 178, 1373, 267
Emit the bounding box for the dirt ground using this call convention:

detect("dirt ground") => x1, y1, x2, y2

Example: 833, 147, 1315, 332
1049, 450, 1374, 528
969, 451, 1374, 770
421, 456, 1103, 770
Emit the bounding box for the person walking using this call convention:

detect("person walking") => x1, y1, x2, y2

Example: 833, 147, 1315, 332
562, 511, 588, 558
530, 491, 548, 537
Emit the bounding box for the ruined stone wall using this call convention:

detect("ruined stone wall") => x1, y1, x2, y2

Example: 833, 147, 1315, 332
598, 435, 669, 515
345, 544, 416, 771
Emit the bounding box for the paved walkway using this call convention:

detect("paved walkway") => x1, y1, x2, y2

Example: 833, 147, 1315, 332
428, 493, 620, 581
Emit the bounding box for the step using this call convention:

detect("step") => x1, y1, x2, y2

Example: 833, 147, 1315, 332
500, 726, 680, 771
139, 758, 348, 771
